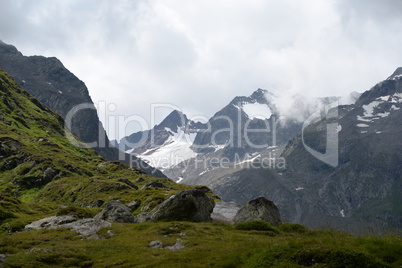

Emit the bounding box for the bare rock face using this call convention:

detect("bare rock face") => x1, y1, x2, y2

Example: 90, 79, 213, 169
234, 197, 281, 226
140, 181, 167, 190
25, 216, 78, 230
211, 202, 242, 224
94, 200, 134, 223
24, 216, 111, 239
61, 218, 111, 239
134, 189, 215, 223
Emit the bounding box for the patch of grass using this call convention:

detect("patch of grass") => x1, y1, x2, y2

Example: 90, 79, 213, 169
278, 223, 309, 234
235, 220, 279, 233
56, 206, 97, 219
0, 207, 15, 221
0, 221, 400, 267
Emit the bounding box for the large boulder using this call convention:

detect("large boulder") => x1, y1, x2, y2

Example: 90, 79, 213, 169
94, 200, 134, 223
24, 216, 111, 239
134, 189, 215, 222
211, 202, 242, 223
233, 197, 282, 226
25, 216, 78, 230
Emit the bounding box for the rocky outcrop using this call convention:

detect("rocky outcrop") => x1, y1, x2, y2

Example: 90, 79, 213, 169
118, 178, 138, 189
234, 197, 281, 226
94, 200, 134, 223
140, 181, 167, 190
60, 218, 112, 239
134, 189, 215, 223
24, 216, 111, 239
126, 200, 141, 211
25, 216, 78, 230
149, 239, 185, 251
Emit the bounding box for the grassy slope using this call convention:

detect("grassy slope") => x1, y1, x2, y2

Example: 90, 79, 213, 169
0, 69, 401, 267
0, 222, 401, 267
0, 68, 200, 228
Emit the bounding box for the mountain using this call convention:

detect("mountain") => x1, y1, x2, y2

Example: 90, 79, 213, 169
211, 68, 402, 234
117, 110, 206, 170
192, 88, 301, 157
0, 41, 164, 177
163, 89, 338, 185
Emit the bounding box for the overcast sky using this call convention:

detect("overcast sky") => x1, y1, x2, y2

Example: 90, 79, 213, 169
1, 0, 402, 140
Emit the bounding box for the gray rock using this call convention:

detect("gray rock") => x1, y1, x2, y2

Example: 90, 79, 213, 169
166, 239, 185, 251
118, 178, 138, 189
25, 216, 78, 230
43, 167, 58, 181
212, 202, 241, 223
234, 197, 281, 226
60, 218, 111, 239
141, 181, 167, 190
126, 200, 141, 211
149, 239, 184, 251
149, 240, 163, 249
0, 254, 7, 267
148, 189, 215, 222
133, 212, 151, 223
136, 178, 145, 183
24, 216, 110, 239
94, 200, 134, 223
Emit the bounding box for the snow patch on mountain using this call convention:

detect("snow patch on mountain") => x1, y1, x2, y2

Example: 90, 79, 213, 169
357, 94, 402, 123
363, 101, 382, 117
233, 102, 272, 120
137, 127, 197, 170
242, 103, 272, 120
340, 209, 345, 218
357, 124, 369, 128
235, 153, 261, 166
388, 73, 402, 80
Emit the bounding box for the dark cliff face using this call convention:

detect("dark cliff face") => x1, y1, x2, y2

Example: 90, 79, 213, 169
0, 41, 165, 177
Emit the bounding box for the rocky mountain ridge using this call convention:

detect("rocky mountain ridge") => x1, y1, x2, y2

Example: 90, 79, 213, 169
0, 41, 164, 177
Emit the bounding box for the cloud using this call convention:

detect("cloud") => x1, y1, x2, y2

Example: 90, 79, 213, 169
1, 0, 402, 139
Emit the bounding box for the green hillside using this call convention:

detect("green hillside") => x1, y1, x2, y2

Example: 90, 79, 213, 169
0, 69, 401, 267
0, 68, 197, 227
